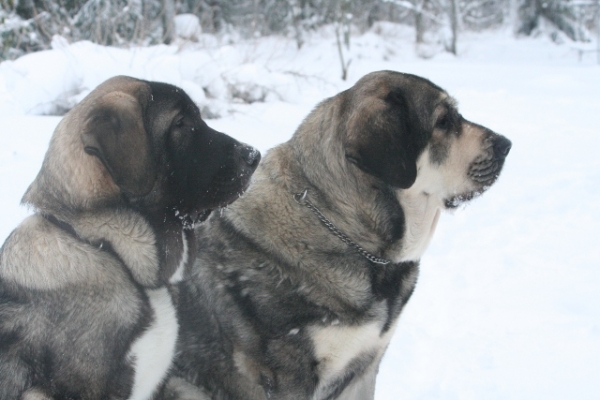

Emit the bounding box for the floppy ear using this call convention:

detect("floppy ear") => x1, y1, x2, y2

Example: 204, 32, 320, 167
81, 91, 156, 197
345, 91, 418, 189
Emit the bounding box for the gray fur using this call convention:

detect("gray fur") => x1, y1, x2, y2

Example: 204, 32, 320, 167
172, 71, 510, 399
171, 71, 512, 399
0, 76, 260, 399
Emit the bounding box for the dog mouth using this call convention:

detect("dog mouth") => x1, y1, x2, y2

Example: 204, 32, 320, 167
444, 150, 508, 210
468, 156, 505, 187
468, 134, 511, 187
194, 208, 213, 223
176, 174, 255, 229
444, 190, 485, 209
175, 208, 213, 230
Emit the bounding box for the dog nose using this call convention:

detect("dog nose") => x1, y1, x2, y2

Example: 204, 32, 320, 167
493, 136, 512, 158
239, 145, 261, 168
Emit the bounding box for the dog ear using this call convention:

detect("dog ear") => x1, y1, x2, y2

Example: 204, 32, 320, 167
345, 90, 419, 189
81, 91, 156, 197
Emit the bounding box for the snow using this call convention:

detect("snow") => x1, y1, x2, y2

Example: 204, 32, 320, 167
174, 14, 203, 42
1, 23, 599, 399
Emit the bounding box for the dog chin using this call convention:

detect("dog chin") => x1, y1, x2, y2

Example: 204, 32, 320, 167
184, 182, 253, 228
219, 177, 255, 207
177, 209, 213, 230
444, 187, 488, 210
196, 209, 213, 223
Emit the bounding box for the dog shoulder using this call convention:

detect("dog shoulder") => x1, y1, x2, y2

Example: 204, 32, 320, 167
69, 209, 160, 287
0, 214, 133, 290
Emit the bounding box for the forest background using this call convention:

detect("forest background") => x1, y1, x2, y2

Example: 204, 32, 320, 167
2, 0, 599, 66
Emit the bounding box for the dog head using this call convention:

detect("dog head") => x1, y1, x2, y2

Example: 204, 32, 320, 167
341, 71, 510, 208
23, 76, 260, 224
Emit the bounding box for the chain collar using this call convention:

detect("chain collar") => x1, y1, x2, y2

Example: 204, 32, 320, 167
293, 189, 391, 265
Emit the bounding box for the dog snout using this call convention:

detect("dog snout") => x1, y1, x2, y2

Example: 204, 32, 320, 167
493, 136, 512, 159
238, 145, 261, 168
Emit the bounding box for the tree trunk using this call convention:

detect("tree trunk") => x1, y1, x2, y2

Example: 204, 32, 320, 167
506, 0, 519, 33
415, 0, 425, 44
341, 0, 351, 50
447, 0, 459, 55
162, 0, 176, 44
291, 0, 305, 49
516, 0, 538, 35
516, 0, 588, 41
16, 0, 35, 19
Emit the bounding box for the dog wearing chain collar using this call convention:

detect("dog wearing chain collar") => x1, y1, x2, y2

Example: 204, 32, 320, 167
0, 76, 260, 399
170, 71, 511, 399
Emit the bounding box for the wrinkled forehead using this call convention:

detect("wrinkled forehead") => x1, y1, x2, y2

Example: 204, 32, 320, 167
395, 74, 456, 113
353, 71, 440, 93
148, 82, 197, 111
145, 82, 200, 124
350, 72, 452, 107
433, 92, 458, 115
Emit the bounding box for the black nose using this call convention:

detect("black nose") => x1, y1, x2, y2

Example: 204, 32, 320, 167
493, 136, 512, 158
239, 145, 261, 168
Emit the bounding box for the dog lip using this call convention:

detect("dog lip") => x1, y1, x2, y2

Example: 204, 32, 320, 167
206, 175, 255, 210
467, 154, 506, 186
448, 158, 504, 209
471, 173, 500, 187
177, 208, 213, 230
469, 170, 500, 186
444, 189, 485, 209
196, 209, 213, 223
182, 171, 254, 227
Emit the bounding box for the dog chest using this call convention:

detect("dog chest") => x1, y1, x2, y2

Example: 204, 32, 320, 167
127, 287, 178, 400
310, 320, 395, 397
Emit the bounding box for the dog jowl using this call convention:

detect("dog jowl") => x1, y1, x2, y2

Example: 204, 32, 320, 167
169, 71, 510, 400
0, 76, 260, 399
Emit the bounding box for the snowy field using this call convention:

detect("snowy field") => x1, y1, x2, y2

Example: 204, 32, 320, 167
1, 24, 599, 399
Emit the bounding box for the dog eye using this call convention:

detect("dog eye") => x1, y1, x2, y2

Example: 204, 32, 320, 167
436, 114, 450, 130
174, 117, 185, 127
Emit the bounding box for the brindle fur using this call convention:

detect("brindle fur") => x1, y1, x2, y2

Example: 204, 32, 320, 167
0, 76, 260, 399
170, 70, 511, 400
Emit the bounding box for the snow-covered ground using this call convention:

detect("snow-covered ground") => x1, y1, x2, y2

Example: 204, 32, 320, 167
1, 24, 599, 399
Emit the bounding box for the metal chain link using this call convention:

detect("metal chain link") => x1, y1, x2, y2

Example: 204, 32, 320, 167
294, 190, 391, 265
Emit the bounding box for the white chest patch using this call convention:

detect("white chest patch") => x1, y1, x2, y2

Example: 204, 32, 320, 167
127, 288, 178, 400
397, 193, 441, 262
169, 231, 189, 284
310, 321, 395, 396
394, 155, 443, 262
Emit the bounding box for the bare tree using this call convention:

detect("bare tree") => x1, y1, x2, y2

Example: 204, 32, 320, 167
334, 0, 352, 80
516, 0, 591, 41
15, 0, 35, 19
446, 0, 459, 54
414, 0, 426, 43
162, 0, 175, 44
3, 0, 598, 62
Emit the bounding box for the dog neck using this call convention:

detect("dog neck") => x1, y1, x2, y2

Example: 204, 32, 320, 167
228, 145, 406, 267
299, 177, 407, 262
293, 189, 392, 265
43, 209, 160, 287
287, 136, 443, 264
145, 210, 196, 285
47, 207, 193, 288
390, 189, 441, 263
